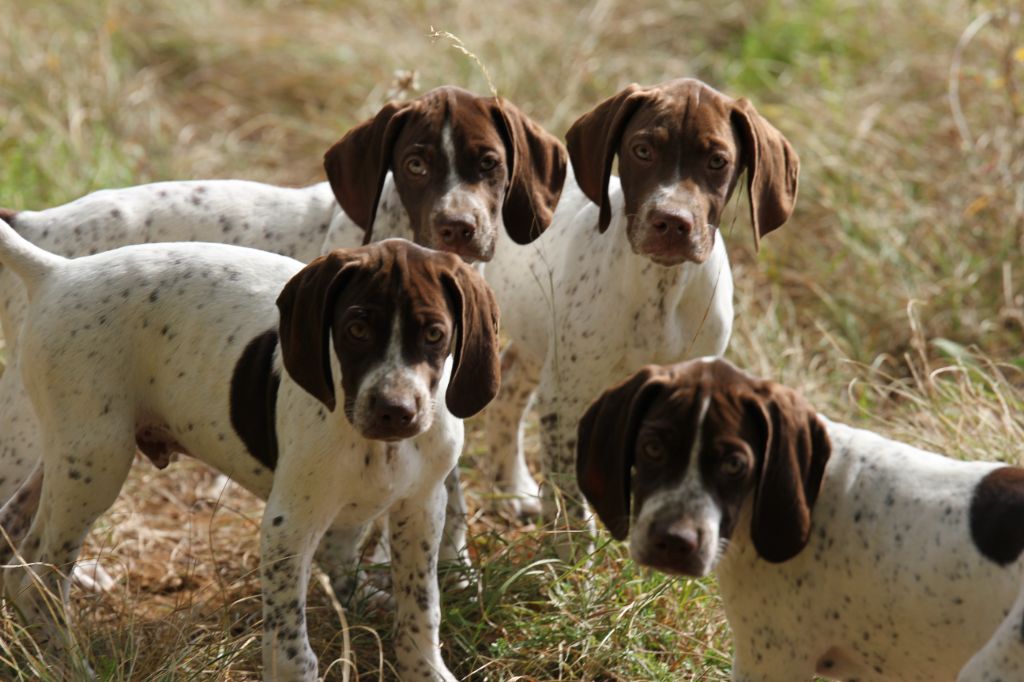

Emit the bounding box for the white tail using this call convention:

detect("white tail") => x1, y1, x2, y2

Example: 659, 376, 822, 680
0, 217, 65, 295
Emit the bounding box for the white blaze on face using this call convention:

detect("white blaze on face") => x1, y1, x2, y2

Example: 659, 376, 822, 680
436, 121, 485, 217
629, 395, 725, 576
352, 313, 435, 435
431, 122, 497, 257
440, 122, 460, 197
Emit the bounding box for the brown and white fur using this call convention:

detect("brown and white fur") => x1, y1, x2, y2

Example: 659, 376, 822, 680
0, 226, 502, 682
578, 357, 1024, 681
0, 86, 565, 587
483, 79, 799, 547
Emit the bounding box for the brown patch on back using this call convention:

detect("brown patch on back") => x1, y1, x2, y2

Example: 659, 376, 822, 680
229, 329, 281, 470
970, 466, 1024, 565
0, 207, 18, 226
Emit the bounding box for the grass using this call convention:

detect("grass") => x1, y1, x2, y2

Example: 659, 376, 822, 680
1, 0, 1023, 679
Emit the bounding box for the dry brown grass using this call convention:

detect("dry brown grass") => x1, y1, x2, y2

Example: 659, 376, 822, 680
1, 0, 1023, 679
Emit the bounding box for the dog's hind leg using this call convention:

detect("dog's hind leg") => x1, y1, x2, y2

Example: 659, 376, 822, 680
0, 461, 43, 554
0, 357, 45, 501
2, 427, 135, 647
482, 343, 542, 520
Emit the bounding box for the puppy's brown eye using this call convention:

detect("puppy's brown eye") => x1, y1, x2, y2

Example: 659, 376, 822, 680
423, 325, 445, 345
708, 153, 728, 170
633, 143, 652, 161
347, 320, 370, 341
406, 156, 428, 176
479, 155, 499, 172
719, 452, 748, 478
641, 440, 665, 462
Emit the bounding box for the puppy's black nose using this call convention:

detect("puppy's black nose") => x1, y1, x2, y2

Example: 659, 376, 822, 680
649, 208, 695, 236
436, 213, 477, 247
651, 519, 700, 560
370, 395, 416, 428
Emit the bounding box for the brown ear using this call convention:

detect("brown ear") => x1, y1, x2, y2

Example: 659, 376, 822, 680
565, 84, 650, 232
747, 384, 830, 563
441, 263, 501, 418
489, 99, 568, 244
576, 366, 667, 540
323, 101, 417, 243
276, 250, 361, 410
730, 99, 800, 249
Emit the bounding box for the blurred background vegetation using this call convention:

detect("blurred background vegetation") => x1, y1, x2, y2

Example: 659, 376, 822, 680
0, 0, 1021, 679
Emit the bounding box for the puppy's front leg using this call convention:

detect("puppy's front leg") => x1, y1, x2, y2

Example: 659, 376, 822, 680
439, 466, 468, 568
260, 496, 336, 682
389, 486, 457, 682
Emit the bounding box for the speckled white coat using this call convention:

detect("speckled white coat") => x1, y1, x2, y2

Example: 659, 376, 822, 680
716, 418, 1024, 682
0, 177, 410, 501
0, 229, 460, 682
484, 167, 733, 527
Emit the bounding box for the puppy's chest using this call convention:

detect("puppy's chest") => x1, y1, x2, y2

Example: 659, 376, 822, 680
318, 439, 433, 519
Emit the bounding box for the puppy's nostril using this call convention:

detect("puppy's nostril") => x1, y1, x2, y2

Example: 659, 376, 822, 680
436, 214, 477, 246
649, 209, 695, 237
670, 527, 699, 553
372, 396, 416, 429
654, 520, 700, 556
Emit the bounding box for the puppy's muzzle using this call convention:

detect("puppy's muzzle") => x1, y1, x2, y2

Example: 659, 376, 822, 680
363, 391, 422, 441
637, 516, 709, 577
641, 206, 708, 266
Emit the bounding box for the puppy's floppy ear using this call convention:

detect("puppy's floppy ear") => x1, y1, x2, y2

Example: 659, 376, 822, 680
576, 366, 667, 540
276, 250, 361, 411
730, 98, 800, 249
489, 98, 568, 244
746, 383, 830, 563
565, 84, 650, 232
324, 100, 418, 244
440, 262, 501, 418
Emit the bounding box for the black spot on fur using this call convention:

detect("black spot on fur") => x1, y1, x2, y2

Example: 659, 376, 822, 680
230, 329, 281, 470
970, 467, 1024, 565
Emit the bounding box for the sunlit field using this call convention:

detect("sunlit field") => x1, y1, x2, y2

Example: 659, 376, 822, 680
0, 0, 1022, 679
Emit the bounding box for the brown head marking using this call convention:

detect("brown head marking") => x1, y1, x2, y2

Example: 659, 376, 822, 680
275, 240, 501, 436
578, 358, 830, 575
565, 78, 799, 264
324, 86, 566, 260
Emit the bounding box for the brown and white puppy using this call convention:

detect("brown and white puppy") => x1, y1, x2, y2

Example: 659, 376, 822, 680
566, 79, 796, 265
0, 84, 564, 501
325, 86, 567, 260
0, 232, 499, 682
483, 78, 798, 536
0, 87, 564, 593
578, 357, 1024, 682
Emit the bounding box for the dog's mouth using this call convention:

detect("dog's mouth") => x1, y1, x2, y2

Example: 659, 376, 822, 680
631, 548, 714, 578
359, 422, 424, 442
626, 207, 715, 266
633, 232, 713, 267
